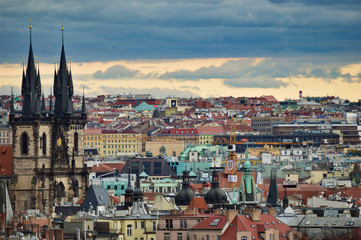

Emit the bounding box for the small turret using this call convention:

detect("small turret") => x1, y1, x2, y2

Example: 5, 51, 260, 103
175, 168, 194, 206
204, 169, 228, 205
124, 167, 134, 208
133, 161, 143, 202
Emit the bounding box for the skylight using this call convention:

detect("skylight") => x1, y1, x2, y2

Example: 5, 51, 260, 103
210, 218, 221, 226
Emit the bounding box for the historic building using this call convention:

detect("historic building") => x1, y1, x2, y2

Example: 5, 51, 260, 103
9, 24, 88, 212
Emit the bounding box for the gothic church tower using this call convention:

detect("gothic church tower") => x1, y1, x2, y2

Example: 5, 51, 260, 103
9, 23, 89, 212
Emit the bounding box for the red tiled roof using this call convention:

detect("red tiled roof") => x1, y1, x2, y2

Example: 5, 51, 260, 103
220, 214, 295, 240
76, 198, 85, 205
192, 215, 228, 230
0, 146, 13, 175
103, 163, 126, 172
187, 197, 209, 211
258, 183, 328, 204
169, 128, 199, 135
92, 164, 115, 173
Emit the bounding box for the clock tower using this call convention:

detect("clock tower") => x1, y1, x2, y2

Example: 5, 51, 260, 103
9, 24, 89, 212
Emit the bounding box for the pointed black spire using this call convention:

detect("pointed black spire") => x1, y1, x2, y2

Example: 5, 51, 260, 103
21, 20, 38, 118
49, 87, 53, 113
124, 167, 134, 208
267, 168, 280, 207
21, 62, 26, 96
41, 94, 46, 112
82, 87, 86, 115
133, 161, 143, 202
10, 87, 14, 115
54, 26, 73, 117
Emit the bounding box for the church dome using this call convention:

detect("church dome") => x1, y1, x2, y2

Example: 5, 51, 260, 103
204, 169, 228, 204
125, 185, 134, 194
175, 188, 194, 206
175, 169, 193, 206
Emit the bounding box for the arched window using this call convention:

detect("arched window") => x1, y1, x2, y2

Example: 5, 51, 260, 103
56, 181, 65, 201
42, 133, 46, 155
74, 132, 79, 153
21, 132, 29, 155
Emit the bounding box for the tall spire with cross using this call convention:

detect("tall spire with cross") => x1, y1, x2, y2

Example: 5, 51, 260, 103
54, 25, 74, 117
21, 19, 39, 118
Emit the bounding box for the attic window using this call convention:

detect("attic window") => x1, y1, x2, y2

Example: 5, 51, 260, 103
251, 225, 255, 228
271, 221, 275, 225
265, 222, 269, 225
306, 221, 310, 225
246, 215, 250, 219
99, 196, 103, 200
210, 218, 221, 226
277, 221, 281, 224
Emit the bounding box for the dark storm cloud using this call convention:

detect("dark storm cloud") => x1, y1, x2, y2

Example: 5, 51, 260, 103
0, 0, 361, 63
159, 57, 361, 88
93, 65, 139, 79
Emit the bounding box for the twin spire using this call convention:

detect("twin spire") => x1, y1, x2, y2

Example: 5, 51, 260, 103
19, 21, 86, 118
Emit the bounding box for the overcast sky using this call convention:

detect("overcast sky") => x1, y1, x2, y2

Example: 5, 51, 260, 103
1, 0, 361, 100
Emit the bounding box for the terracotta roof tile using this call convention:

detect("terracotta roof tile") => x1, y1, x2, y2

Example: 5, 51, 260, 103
192, 215, 228, 230
187, 197, 209, 211
221, 214, 295, 240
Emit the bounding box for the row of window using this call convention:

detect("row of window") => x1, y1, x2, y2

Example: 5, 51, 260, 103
126, 221, 157, 236
20, 132, 79, 155
164, 233, 222, 240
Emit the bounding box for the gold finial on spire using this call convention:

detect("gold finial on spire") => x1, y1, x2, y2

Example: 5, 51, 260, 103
61, 24, 64, 46
29, 19, 32, 45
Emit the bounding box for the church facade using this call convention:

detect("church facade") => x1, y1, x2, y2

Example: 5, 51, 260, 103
9, 25, 89, 212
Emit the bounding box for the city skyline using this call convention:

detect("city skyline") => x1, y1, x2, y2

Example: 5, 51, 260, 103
0, 0, 360, 100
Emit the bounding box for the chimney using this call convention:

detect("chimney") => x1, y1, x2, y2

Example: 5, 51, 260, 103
251, 208, 261, 221
54, 229, 64, 240
267, 207, 277, 217
227, 209, 237, 223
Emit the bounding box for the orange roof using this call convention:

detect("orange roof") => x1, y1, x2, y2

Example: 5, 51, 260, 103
92, 164, 115, 173
76, 198, 85, 205
221, 214, 295, 240
24, 219, 49, 227
192, 215, 227, 230
0, 146, 13, 175
187, 197, 209, 211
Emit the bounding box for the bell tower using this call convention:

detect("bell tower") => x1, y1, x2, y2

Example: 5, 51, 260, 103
9, 23, 89, 212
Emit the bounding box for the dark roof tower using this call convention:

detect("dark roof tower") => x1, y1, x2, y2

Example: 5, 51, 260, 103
204, 169, 228, 205
282, 187, 289, 208
49, 88, 53, 114
133, 161, 143, 202
267, 168, 280, 206
21, 20, 39, 118
124, 167, 134, 208
54, 26, 74, 118
10, 87, 14, 116
81, 87, 86, 116
175, 168, 194, 206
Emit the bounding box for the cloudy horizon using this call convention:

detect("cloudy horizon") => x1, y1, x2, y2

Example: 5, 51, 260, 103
1, 0, 360, 100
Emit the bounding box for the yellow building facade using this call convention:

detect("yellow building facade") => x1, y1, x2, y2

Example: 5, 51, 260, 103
85, 130, 142, 158
97, 216, 157, 240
